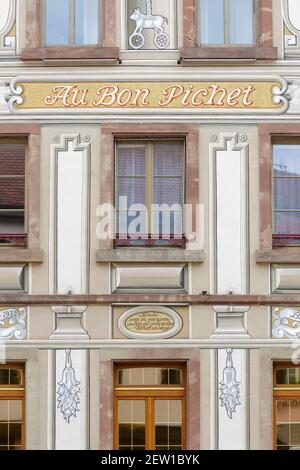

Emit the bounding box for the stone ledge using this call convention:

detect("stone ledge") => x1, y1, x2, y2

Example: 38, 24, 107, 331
0, 249, 44, 263
96, 249, 205, 263
180, 46, 278, 62
256, 249, 300, 264
21, 46, 120, 62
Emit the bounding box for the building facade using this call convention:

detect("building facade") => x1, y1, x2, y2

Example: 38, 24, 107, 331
0, 0, 300, 451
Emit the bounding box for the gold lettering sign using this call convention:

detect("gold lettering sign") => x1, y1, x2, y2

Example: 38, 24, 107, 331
125, 312, 175, 335
15, 81, 282, 110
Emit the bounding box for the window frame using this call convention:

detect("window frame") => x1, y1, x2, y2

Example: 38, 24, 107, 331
0, 138, 27, 248
272, 137, 300, 247
0, 363, 25, 451
21, 0, 119, 62
181, 0, 278, 61
113, 362, 187, 451
197, 0, 256, 48
42, 0, 103, 47
256, 124, 300, 264
273, 363, 300, 451
114, 138, 186, 248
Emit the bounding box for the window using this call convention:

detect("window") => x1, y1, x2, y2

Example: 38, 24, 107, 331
197, 0, 254, 46
0, 364, 25, 451
127, 0, 177, 50
114, 363, 186, 450
274, 364, 300, 450
0, 140, 26, 247
44, 0, 101, 46
115, 140, 185, 247
273, 139, 300, 247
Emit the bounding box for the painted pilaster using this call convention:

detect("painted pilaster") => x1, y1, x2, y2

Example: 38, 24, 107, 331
209, 132, 250, 449
48, 133, 91, 449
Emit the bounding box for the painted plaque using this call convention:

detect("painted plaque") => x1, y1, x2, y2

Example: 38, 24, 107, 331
7, 77, 290, 114
118, 306, 183, 339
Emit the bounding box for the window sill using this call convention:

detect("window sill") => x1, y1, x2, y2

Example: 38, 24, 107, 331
256, 248, 300, 264
21, 46, 120, 63
180, 46, 278, 63
96, 248, 205, 263
0, 248, 44, 263
114, 236, 186, 249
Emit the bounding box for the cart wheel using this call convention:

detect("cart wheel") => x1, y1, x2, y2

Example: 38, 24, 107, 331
154, 33, 169, 50
129, 33, 145, 49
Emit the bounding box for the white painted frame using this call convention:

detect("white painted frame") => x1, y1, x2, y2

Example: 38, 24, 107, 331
209, 132, 250, 295
48, 133, 91, 295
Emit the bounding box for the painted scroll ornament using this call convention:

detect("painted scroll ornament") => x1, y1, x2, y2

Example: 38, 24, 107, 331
219, 349, 241, 419
129, 0, 170, 50
0, 307, 26, 340
57, 350, 81, 423
272, 307, 300, 339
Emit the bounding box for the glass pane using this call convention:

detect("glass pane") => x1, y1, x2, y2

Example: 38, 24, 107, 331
0, 213, 24, 236
0, 400, 23, 448
9, 423, 22, 447
152, 210, 183, 236
275, 212, 300, 235
118, 400, 145, 450
291, 424, 300, 447
199, 0, 224, 45
276, 369, 289, 385
45, 0, 70, 45
277, 400, 289, 423
118, 367, 182, 385
0, 401, 8, 421
118, 147, 146, 177
153, 178, 182, 206
277, 424, 289, 446
0, 370, 9, 385
0, 179, 24, 210
274, 179, 300, 210
155, 400, 183, 450
9, 370, 22, 386
117, 178, 146, 206
229, 0, 253, 44
75, 0, 99, 45
289, 369, 300, 385
143, 368, 157, 385
0, 423, 8, 446
0, 145, 25, 176
169, 369, 182, 385
276, 369, 300, 385
274, 145, 300, 177
8, 401, 22, 422
118, 369, 131, 385
117, 210, 148, 236
153, 144, 183, 177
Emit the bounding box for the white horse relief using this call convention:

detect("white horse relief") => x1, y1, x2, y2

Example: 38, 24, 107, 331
129, 0, 170, 50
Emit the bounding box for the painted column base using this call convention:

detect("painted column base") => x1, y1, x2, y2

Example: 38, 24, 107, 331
50, 306, 90, 340
210, 306, 251, 339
